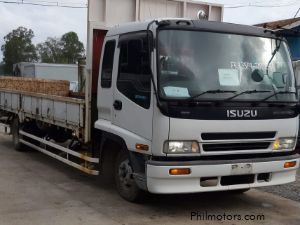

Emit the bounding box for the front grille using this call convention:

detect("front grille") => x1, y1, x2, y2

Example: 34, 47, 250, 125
201, 132, 276, 140
202, 142, 271, 152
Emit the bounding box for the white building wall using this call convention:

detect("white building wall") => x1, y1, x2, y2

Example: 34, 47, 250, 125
34, 65, 78, 82
23, 65, 35, 78
87, 0, 224, 71
14, 63, 78, 82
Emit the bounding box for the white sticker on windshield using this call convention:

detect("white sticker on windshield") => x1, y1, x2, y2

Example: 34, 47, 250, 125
163, 86, 190, 97
218, 69, 240, 86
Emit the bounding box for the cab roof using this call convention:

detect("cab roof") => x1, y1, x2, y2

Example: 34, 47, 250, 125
106, 19, 277, 39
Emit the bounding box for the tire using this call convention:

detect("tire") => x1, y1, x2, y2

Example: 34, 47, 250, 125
227, 188, 250, 194
99, 144, 117, 184
114, 151, 145, 202
11, 118, 25, 151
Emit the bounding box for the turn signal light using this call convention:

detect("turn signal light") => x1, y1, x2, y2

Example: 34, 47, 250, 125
169, 168, 191, 175
135, 144, 149, 151
284, 161, 297, 168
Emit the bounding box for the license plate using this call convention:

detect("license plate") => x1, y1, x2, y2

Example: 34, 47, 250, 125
231, 163, 253, 175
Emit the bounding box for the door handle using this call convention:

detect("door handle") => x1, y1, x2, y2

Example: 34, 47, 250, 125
113, 100, 122, 110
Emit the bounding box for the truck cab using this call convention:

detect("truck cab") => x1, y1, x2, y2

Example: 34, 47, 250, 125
94, 19, 299, 201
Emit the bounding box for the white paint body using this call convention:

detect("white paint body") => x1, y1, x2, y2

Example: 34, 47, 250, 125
147, 159, 299, 193
90, 1, 299, 194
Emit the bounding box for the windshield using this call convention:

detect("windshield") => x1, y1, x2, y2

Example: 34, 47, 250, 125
157, 30, 297, 102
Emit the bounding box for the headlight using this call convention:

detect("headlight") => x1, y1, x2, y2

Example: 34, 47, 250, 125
163, 141, 200, 154
272, 137, 296, 150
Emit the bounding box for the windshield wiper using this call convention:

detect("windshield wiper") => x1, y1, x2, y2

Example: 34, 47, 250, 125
260, 91, 297, 102
187, 89, 236, 101
225, 90, 272, 101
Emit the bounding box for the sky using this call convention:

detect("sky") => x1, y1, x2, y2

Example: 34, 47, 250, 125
0, 0, 300, 61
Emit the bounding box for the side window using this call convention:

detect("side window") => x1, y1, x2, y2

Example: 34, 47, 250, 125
101, 40, 116, 88
117, 33, 151, 109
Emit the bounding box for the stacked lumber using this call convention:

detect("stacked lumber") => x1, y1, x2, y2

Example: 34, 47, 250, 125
0, 76, 70, 97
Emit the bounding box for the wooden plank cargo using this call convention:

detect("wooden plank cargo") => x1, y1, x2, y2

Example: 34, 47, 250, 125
0, 76, 88, 143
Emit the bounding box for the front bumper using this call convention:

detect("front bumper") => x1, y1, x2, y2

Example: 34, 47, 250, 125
146, 154, 300, 194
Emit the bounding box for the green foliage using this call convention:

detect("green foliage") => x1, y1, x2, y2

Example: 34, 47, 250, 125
1, 27, 37, 74
61, 32, 85, 64
0, 62, 4, 75
37, 32, 85, 64
1, 28, 85, 70
36, 37, 64, 63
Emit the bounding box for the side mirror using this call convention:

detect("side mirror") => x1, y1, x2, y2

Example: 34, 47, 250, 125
251, 69, 264, 82
273, 72, 286, 88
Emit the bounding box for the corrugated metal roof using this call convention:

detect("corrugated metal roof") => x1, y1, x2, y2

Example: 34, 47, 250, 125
255, 17, 300, 29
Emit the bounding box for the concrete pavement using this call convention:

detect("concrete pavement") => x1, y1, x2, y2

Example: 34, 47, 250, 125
0, 132, 299, 225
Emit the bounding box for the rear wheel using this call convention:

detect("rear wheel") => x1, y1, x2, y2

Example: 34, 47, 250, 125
115, 151, 145, 202
11, 118, 24, 151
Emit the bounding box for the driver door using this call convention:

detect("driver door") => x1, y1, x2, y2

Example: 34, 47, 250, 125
112, 32, 153, 141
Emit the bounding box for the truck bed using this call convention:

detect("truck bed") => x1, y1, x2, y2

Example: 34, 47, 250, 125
0, 88, 85, 139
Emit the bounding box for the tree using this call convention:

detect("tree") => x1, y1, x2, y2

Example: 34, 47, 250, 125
1, 27, 37, 74
60, 32, 85, 64
37, 37, 64, 63
0, 62, 4, 75
37, 32, 85, 64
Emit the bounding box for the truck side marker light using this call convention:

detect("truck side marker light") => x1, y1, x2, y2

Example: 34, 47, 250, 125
169, 168, 191, 175
135, 144, 149, 151
284, 161, 297, 168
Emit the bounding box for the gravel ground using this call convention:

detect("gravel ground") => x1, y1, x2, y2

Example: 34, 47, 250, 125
258, 167, 300, 202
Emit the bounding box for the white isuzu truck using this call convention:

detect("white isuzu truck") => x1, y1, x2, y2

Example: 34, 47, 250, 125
0, 0, 299, 202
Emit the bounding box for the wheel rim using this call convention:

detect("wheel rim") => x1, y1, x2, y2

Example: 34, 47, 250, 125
118, 159, 135, 189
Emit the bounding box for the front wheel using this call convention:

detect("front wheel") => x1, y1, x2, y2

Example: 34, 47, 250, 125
114, 151, 145, 202
227, 188, 250, 194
